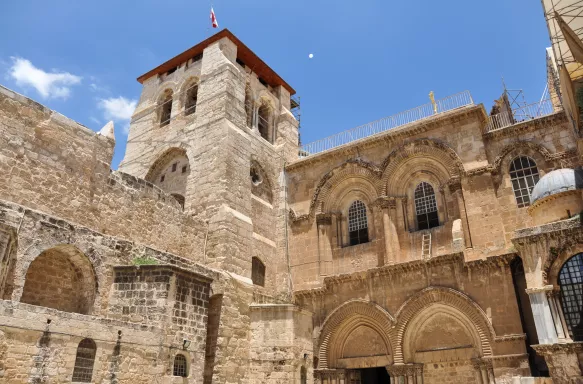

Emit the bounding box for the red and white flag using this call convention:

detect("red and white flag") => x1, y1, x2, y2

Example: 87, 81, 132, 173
210, 7, 219, 28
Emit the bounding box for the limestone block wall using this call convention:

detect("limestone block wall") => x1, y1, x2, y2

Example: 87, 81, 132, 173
249, 304, 313, 384
295, 255, 529, 382
286, 103, 581, 288
0, 86, 207, 261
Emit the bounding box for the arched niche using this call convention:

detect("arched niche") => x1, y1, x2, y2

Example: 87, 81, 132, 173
250, 161, 273, 204
145, 147, 190, 205
21, 245, 97, 314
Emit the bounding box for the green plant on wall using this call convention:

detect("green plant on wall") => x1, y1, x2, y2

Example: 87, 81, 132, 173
132, 256, 159, 266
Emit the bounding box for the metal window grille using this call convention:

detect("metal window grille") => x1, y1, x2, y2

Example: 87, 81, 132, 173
173, 354, 188, 377
559, 253, 583, 341
509, 156, 540, 208
72, 339, 96, 382
414, 182, 439, 230
348, 200, 369, 246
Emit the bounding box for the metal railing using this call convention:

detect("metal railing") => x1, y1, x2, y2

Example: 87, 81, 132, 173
299, 91, 474, 157
484, 99, 558, 133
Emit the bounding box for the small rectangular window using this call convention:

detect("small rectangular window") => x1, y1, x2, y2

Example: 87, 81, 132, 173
167, 66, 177, 75
236, 57, 245, 67
172, 163, 177, 172
182, 165, 187, 174
259, 78, 268, 87
160, 175, 165, 182
192, 53, 202, 63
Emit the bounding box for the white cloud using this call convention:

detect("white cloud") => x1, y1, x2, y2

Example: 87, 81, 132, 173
9, 57, 82, 99
98, 96, 137, 134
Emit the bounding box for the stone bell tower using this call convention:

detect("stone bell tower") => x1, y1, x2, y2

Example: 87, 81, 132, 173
119, 29, 299, 296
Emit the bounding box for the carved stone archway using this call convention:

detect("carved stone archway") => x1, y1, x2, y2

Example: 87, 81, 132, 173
317, 300, 396, 370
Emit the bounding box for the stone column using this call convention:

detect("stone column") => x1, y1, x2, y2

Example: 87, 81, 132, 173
549, 289, 572, 342
316, 213, 333, 277
546, 289, 568, 341
395, 197, 407, 235
376, 197, 400, 265
471, 358, 495, 384
448, 179, 472, 248
526, 286, 558, 344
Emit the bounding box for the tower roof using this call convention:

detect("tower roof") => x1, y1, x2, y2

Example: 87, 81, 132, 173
136, 29, 295, 95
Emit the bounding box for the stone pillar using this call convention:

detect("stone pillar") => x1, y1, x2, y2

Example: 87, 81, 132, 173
532, 343, 583, 384
527, 286, 559, 344
547, 290, 568, 341
316, 213, 333, 276
448, 179, 472, 248
376, 197, 400, 265
471, 358, 495, 384
549, 289, 572, 342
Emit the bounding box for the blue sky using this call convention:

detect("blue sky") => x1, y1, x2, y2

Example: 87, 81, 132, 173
1, 0, 551, 169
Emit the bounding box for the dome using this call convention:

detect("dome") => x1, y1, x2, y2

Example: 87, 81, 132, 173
530, 168, 583, 204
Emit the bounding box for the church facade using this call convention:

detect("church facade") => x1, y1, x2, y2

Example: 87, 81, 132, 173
0, 5, 583, 384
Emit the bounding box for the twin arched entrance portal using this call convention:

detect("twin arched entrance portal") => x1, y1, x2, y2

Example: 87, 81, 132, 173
316, 288, 495, 384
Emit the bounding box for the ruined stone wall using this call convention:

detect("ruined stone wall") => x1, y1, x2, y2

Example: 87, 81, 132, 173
0, 86, 207, 261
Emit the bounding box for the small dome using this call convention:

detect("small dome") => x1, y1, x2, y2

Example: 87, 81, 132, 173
530, 168, 583, 204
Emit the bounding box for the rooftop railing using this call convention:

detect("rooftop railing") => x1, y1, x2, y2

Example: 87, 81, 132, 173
299, 91, 474, 157
484, 99, 558, 133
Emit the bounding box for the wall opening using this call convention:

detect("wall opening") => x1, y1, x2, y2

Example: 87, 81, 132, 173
185, 83, 198, 116
257, 101, 272, 142
559, 252, 583, 341
509, 156, 540, 208
21, 246, 96, 314
145, 148, 190, 206
414, 182, 439, 230
251, 257, 266, 287
203, 294, 223, 384
159, 90, 173, 127
72, 338, 97, 383
173, 354, 188, 377
348, 200, 369, 246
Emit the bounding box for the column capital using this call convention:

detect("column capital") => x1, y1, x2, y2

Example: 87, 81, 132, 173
470, 357, 493, 370
526, 285, 555, 294
316, 213, 333, 225
386, 363, 423, 377
447, 177, 463, 193
374, 196, 397, 210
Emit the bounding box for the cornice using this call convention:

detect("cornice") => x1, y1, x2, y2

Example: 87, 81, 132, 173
286, 105, 484, 171
293, 252, 515, 298
512, 216, 583, 244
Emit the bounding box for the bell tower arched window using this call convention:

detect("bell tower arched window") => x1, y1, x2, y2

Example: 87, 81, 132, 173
414, 182, 439, 230
348, 200, 369, 246
257, 101, 272, 142
559, 253, 583, 341
509, 156, 540, 208
185, 83, 198, 116
245, 85, 253, 128
159, 90, 173, 127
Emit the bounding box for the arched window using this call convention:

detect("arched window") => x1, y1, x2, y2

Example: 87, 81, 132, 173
173, 354, 188, 377
72, 338, 96, 382
414, 182, 439, 230
509, 156, 540, 208
348, 200, 369, 246
559, 253, 583, 341
300, 366, 307, 384
245, 85, 253, 128
257, 101, 271, 142
159, 90, 173, 127
171, 194, 185, 209
252, 257, 265, 287
185, 83, 198, 116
